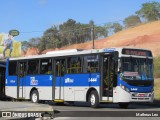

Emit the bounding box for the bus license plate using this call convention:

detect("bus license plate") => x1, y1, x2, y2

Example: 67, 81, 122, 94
138, 93, 145, 97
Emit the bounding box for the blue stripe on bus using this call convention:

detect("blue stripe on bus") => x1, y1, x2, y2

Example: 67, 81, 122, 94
117, 75, 153, 93
63, 73, 100, 86
5, 73, 100, 87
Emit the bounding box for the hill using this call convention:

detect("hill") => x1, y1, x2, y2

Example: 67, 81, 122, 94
57, 21, 160, 57
24, 21, 160, 57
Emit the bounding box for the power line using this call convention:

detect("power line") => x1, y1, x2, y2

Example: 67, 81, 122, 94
19, 19, 125, 34
20, 31, 45, 33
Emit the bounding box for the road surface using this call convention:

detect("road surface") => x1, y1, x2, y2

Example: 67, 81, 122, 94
49, 102, 160, 120
0, 101, 159, 120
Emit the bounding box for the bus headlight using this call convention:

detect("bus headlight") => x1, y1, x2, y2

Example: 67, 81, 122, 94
120, 84, 130, 93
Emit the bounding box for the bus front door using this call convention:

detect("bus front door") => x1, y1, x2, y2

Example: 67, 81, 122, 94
18, 62, 26, 99
101, 54, 115, 101
53, 59, 65, 100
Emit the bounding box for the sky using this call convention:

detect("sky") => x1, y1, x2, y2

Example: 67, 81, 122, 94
1, 0, 160, 41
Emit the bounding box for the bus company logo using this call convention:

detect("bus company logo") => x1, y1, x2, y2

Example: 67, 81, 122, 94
88, 78, 97, 82
103, 48, 115, 52
10, 80, 16, 83
131, 88, 138, 91
65, 78, 74, 83
30, 77, 38, 85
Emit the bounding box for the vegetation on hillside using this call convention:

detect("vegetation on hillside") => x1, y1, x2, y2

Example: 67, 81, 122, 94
154, 78, 160, 100
153, 56, 160, 100
123, 15, 141, 28
154, 55, 160, 78
22, 1, 160, 53
136, 2, 160, 21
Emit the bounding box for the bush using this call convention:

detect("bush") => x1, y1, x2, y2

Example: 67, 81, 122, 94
154, 55, 160, 78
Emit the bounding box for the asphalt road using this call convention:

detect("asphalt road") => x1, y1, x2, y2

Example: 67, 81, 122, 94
0, 101, 159, 120
47, 102, 160, 120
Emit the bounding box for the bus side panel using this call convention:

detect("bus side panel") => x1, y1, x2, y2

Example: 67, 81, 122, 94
24, 86, 53, 100
5, 76, 17, 98
24, 75, 53, 100
63, 73, 100, 101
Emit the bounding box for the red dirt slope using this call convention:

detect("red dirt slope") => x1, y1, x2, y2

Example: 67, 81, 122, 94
59, 21, 160, 57
25, 21, 160, 57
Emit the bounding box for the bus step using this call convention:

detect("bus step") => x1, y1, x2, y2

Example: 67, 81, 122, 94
54, 99, 64, 102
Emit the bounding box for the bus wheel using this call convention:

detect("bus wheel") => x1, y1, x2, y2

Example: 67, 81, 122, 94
119, 102, 129, 108
89, 90, 99, 108
31, 90, 39, 103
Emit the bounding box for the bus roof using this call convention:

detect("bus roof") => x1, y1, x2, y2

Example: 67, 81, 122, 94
9, 47, 152, 61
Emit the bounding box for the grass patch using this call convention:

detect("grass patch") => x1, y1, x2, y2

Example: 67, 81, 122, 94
154, 78, 160, 100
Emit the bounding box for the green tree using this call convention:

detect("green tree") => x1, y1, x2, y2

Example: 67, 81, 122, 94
104, 22, 114, 35
29, 37, 41, 47
104, 22, 122, 35
136, 1, 160, 21
94, 26, 108, 39
154, 55, 160, 78
112, 23, 123, 33
59, 19, 77, 45
21, 41, 30, 51
123, 15, 141, 28
24, 19, 109, 52
38, 26, 61, 52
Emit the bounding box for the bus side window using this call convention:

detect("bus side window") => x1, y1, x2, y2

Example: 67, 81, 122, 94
67, 57, 82, 74
9, 61, 17, 75
40, 59, 52, 74
88, 62, 98, 72
84, 55, 99, 73
28, 60, 39, 75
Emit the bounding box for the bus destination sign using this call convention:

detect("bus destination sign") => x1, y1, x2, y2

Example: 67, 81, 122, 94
122, 49, 152, 57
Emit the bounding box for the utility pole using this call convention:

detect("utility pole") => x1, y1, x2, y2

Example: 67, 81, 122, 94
91, 25, 95, 49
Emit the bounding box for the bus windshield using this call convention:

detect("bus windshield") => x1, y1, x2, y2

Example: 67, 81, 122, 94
121, 57, 153, 81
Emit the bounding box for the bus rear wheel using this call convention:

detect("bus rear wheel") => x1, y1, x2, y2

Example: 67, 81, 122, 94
119, 102, 129, 108
31, 90, 39, 103
89, 90, 99, 108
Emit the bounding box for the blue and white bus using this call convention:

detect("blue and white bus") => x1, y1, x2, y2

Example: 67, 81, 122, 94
0, 47, 154, 108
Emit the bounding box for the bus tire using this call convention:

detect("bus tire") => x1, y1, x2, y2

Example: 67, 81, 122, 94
119, 102, 129, 108
31, 90, 39, 103
89, 90, 99, 108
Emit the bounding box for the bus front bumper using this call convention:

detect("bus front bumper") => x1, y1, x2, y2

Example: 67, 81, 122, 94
130, 92, 154, 102
113, 87, 154, 103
